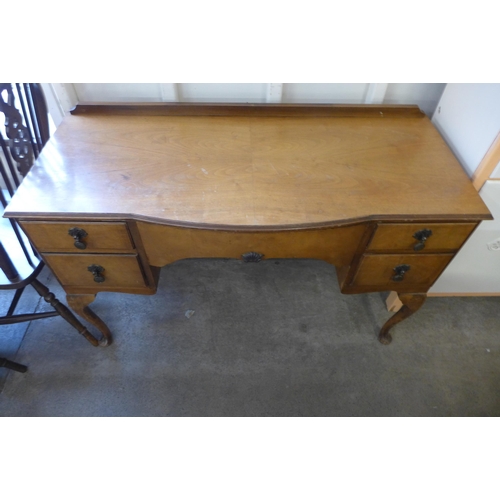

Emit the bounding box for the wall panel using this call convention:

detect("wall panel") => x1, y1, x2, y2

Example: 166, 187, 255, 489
282, 83, 369, 103
177, 83, 267, 102
385, 83, 445, 117
74, 83, 164, 102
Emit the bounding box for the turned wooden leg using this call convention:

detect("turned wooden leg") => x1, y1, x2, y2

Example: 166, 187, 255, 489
66, 294, 112, 347
378, 293, 427, 345
0, 357, 27, 373
30, 279, 100, 347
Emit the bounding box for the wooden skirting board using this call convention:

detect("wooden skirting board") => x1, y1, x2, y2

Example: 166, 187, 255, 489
427, 292, 500, 297
386, 291, 500, 313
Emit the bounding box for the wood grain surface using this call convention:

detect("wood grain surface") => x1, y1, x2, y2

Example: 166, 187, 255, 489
351, 253, 454, 288
4, 106, 491, 228
367, 222, 477, 252
70, 103, 426, 117
19, 221, 134, 253
137, 222, 367, 267
43, 253, 148, 289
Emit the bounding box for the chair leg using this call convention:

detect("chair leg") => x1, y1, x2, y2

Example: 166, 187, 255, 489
0, 357, 27, 373
6, 287, 26, 316
30, 279, 101, 347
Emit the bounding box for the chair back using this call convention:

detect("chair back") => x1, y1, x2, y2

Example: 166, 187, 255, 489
0, 83, 49, 197
0, 83, 49, 283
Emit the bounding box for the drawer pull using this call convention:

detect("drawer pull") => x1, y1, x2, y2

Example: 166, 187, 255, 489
392, 264, 411, 282
242, 252, 264, 263
68, 227, 88, 250
87, 264, 105, 283
412, 229, 433, 251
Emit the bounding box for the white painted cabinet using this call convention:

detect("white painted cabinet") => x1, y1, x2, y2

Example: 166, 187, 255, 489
429, 84, 500, 294
430, 181, 500, 293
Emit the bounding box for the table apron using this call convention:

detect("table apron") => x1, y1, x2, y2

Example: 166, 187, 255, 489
136, 221, 368, 268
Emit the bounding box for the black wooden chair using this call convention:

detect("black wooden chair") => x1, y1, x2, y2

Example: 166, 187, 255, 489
0, 83, 100, 373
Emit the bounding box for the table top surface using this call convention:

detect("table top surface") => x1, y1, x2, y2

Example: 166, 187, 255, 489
4, 104, 491, 228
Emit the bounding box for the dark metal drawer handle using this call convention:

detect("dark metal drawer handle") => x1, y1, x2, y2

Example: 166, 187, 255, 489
392, 264, 410, 282
68, 227, 88, 250
88, 264, 105, 283
412, 229, 432, 251
242, 252, 264, 263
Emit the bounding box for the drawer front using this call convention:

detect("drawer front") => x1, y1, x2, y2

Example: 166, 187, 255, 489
43, 253, 147, 289
367, 223, 476, 253
351, 254, 454, 288
20, 221, 134, 253
137, 221, 367, 268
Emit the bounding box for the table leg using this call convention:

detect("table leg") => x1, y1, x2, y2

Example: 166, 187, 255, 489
66, 294, 113, 347
378, 293, 427, 345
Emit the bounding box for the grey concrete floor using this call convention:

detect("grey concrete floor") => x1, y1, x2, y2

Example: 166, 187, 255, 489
0, 259, 499, 416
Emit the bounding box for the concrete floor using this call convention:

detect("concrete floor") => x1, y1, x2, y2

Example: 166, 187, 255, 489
0, 259, 499, 416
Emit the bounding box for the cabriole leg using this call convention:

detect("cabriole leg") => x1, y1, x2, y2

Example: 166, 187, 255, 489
66, 294, 112, 347
378, 293, 427, 345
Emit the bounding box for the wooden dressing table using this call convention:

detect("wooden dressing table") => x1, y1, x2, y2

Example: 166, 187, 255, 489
3, 103, 492, 346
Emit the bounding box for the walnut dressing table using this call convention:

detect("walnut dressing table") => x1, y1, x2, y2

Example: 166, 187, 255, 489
3, 103, 492, 346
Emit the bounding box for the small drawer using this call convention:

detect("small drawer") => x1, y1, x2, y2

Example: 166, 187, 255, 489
367, 223, 476, 253
43, 253, 148, 289
351, 253, 454, 288
20, 221, 134, 253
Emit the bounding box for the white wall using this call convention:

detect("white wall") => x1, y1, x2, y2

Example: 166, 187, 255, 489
385, 83, 446, 117
73, 83, 164, 102
41, 83, 78, 128
281, 83, 369, 103
178, 83, 268, 102
431, 84, 500, 177
67, 83, 445, 116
